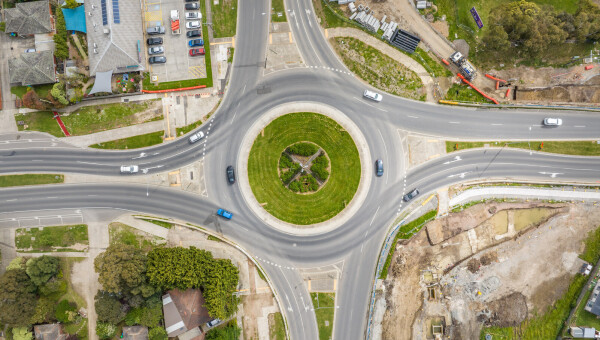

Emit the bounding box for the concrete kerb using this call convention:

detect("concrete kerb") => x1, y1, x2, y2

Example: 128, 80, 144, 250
237, 101, 373, 236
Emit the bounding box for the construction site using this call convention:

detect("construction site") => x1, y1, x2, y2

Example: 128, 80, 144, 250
375, 199, 600, 339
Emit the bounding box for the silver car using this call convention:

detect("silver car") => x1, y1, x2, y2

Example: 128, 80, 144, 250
148, 46, 164, 55
188, 130, 205, 143
543, 118, 562, 126
120, 165, 139, 174
186, 21, 201, 29
363, 90, 382, 102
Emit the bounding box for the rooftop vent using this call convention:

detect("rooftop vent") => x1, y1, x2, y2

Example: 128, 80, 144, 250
88, 12, 92, 16
93, 43, 97, 48
103, 28, 110, 34
93, 49, 98, 54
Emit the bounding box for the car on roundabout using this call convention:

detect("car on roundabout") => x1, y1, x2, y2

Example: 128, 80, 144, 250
363, 90, 382, 102
188, 130, 205, 143
217, 209, 233, 220
403, 188, 419, 202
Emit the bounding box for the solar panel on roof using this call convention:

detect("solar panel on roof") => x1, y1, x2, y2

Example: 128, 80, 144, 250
101, 0, 108, 25
113, 0, 120, 23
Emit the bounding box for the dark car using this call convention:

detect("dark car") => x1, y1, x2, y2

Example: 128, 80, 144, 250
403, 188, 420, 202
147, 37, 163, 45
189, 48, 205, 56
226, 166, 235, 184
186, 29, 201, 38
185, 0, 197, 2
188, 39, 204, 47
185, 3, 199, 10
375, 159, 383, 177
148, 56, 167, 64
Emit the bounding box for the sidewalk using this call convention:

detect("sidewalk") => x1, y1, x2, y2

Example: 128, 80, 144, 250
450, 186, 600, 207
65, 120, 165, 147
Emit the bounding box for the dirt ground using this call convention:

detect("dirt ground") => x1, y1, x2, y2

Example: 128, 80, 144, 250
381, 202, 600, 340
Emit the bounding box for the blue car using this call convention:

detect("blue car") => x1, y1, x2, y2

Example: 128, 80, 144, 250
217, 208, 233, 220
189, 39, 204, 47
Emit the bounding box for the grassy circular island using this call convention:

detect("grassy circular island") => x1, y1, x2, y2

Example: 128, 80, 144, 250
248, 112, 361, 225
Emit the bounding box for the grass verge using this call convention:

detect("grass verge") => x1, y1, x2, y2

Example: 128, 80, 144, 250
311, 293, 335, 340
15, 224, 89, 252
445, 83, 486, 103
379, 210, 437, 279
0, 174, 63, 187
447, 141, 600, 156
271, 0, 286, 22
312, 0, 351, 28
211, 0, 237, 37
141, 218, 173, 229
176, 119, 203, 136
269, 312, 286, 340
109, 222, 165, 252
248, 112, 360, 225
413, 47, 453, 77
89, 131, 164, 149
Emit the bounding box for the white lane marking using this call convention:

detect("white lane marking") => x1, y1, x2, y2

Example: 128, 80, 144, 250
369, 205, 380, 226
46, 197, 58, 199
242, 83, 247, 94
77, 161, 113, 166
353, 96, 387, 112
574, 125, 586, 128
448, 121, 460, 124
6, 199, 17, 201
360, 243, 364, 253
31, 160, 43, 162
407, 115, 419, 119
491, 123, 503, 126
231, 102, 241, 124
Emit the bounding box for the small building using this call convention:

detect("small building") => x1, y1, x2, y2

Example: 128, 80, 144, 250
34, 324, 67, 340
122, 326, 149, 340
163, 293, 188, 337
585, 280, 600, 316
570, 326, 597, 339
8, 50, 56, 86
4, 1, 52, 37
581, 263, 593, 276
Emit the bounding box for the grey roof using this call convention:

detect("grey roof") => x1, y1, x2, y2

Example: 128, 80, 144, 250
34, 324, 67, 340
162, 294, 187, 337
122, 326, 149, 340
4, 1, 52, 36
8, 50, 56, 86
84, 0, 144, 75
570, 327, 596, 338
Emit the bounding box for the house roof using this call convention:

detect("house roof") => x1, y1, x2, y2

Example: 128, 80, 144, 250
34, 324, 67, 340
84, 0, 144, 75
162, 294, 188, 337
122, 326, 149, 340
8, 50, 56, 86
4, 1, 52, 36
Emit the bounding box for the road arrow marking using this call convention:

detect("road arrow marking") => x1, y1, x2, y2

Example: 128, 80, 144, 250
538, 172, 563, 178
447, 171, 471, 179
132, 152, 147, 159
443, 156, 461, 165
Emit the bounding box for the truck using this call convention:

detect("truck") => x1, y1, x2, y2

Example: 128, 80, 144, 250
171, 10, 181, 35
449, 51, 477, 80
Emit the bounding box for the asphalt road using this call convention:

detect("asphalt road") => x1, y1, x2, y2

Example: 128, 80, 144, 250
1, 0, 600, 339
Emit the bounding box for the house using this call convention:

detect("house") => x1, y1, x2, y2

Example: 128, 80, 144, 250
122, 326, 149, 340
8, 50, 56, 86
4, 1, 52, 37
34, 324, 67, 340
163, 293, 188, 337
570, 326, 597, 339
586, 280, 600, 316
84, 0, 144, 76
162, 289, 211, 339
581, 263, 593, 275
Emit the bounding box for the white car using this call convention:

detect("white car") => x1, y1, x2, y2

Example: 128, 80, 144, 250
185, 12, 201, 20
188, 130, 205, 143
120, 165, 139, 174
206, 319, 221, 328
363, 90, 382, 102
543, 118, 562, 126
186, 21, 201, 29
148, 46, 164, 55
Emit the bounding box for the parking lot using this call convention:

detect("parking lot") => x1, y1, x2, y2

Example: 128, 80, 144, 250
143, 0, 207, 82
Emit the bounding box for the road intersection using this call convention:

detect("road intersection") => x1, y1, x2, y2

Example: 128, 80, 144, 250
1, 0, 600, 339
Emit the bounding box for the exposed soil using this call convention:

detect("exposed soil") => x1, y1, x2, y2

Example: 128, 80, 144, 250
482, 292, 528, 327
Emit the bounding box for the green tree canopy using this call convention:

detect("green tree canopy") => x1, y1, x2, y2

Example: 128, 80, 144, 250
26, 256, 60, 286
12, 327, 33, 340
95, 291, 125, 324
0, 269, 37, 327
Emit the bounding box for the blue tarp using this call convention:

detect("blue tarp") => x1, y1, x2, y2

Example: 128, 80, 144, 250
62, 6, 86, 33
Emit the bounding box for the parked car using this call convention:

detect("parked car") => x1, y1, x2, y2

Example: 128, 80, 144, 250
186, 21, 200, 29
189, 48, 205, 56
375, 159, 383, 177
146, 26, 165, 35
188, 39, 204, 47
185, 0, 197, 2
185, 12, 201, 20
206, 319, 221, 328
543, 118, 562, 126
185, 3, 199, 10
188, 130, 205, 143
148, 46, 164, 55
120, 165, 139, 174
403, 188, 420, 202
24, 48, 36, 53
226, 166, 235, 184
146, 37, 163, 45
148, 56, 167, 64
363, 90, 382, 102
217, 209, 233, 220
186, 30, 201, 38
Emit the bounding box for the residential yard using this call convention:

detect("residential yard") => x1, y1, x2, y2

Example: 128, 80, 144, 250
60, 257, 89, 339
15, 224, 89, 252
15, 101, 162, 137
271, 0, 286, 22
211, 0, 237, 37
89, 131, 164, 149
447, 141, 600, 156
109, 222, 165, 252
11, 84, 54, 99
268, 312, 286, 340
311, 293, 335, 340
0, 174, 63, 187
330, 37, 425, 101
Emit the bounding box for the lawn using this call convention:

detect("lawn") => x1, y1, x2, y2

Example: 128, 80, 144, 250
447, 141, 600, 156
379, 210, 437, 279
211, 0, 237, 37
89, 131, 164, 149
269, 312, 286, 340
311, 293, 335, 340
14, 111, 63, 137
109, 222, 165, 253
248, 112, 361, 225
272, 0, 286, 22
330, 37, 425, 101
572, 288, 600, 329
11, 84, 54, 99
15, 224, 89, 252
0, 174, 63, 187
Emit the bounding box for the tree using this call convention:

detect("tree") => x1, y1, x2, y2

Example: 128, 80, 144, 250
96, 322, 117, 340
21, 90, 47, 110
26, 256, 60, 286
7, 257, 25, 270
53, 7, 69, 60
94, 291, 125, 324
139, 296, 162, 328
205, 321, 241, 340
12, 327, 33, 340
64, 0, 80, 9
55, 300, 77, 323
483, 25, 511, 52
94, 244, 155, 299
0, 269, 37, 327
30, 297, 57, 324
148, 327, 167, 340
50, 83, 69, 106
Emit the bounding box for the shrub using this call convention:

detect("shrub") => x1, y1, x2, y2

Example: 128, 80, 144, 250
289, 180, 301, 192
53, 7, 68, 60
30, 297, 56, 324
287, 142, 318, 156
279, 153, 292, 169
148, 327, 167, 340
95, 291, 125, 324
124, 307, 142, 326
39, 280, 67, 299
12, 327, 32, 340
50, 83, 69, 106
55, 300, 77, 323
96, 322, 117, 340
7, 257, 25, 270
26, 255, 60, 286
